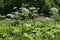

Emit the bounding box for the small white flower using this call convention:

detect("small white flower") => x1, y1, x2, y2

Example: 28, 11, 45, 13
13, 7, 17, 9
6, 14, 15, 18
20, 7, 30, 13
46, 17, 51, 20
15, 12, 20, 14
29, 7, 36, 10
50, 7, 59, 12
5, 18, 11, 20
33, 10, 38, 13
37, 8, 40, 9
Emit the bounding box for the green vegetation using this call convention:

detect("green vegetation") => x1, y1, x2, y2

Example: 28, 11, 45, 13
0, 20, 60, 40
0, 0, 60, 40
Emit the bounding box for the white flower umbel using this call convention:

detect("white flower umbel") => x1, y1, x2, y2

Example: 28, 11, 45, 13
20, 7, 30, 13
5, 18, 11, 20
50, 7, 58, 11
29, 7, 36, 10
50, 7, 59, 14
13, 7, 17, 9
6, 14, 15, 18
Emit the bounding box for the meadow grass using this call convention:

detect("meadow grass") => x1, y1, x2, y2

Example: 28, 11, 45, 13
0, 20, 60, 40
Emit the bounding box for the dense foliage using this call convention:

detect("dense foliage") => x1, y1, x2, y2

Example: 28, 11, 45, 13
0, 0, 60, 16
0, 20, 60, 40
0, 0, 60, 40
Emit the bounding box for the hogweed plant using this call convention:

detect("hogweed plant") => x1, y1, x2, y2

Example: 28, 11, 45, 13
50, 7, 60, 22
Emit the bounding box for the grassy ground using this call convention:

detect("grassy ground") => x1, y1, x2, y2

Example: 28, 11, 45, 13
0, 19, 60, 40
